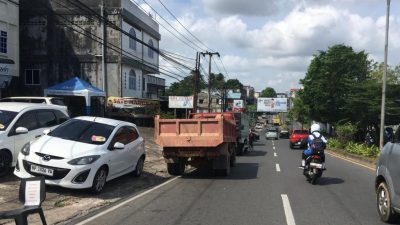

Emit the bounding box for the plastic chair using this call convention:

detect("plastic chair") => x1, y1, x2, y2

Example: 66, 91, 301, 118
0, 176, 47, 225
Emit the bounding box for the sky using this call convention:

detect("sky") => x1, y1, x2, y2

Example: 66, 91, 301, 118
134, 0, 400, 93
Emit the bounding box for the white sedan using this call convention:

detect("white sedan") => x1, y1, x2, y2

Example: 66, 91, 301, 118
14, 116, 145, 194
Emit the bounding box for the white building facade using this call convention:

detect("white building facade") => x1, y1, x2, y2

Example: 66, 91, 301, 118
121, 0, 163, 99
0, 0, 19, 95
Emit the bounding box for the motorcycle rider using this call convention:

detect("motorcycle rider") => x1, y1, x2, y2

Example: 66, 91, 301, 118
299, 123, 327, 169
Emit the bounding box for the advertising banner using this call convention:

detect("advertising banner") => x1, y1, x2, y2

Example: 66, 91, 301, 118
107, 96, 160, 118
257, 98, 287, 112
168, 96, 193, 109
233, 99, 244, 112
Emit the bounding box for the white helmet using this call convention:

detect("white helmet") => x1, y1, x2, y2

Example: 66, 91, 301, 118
311, 124, 320, 133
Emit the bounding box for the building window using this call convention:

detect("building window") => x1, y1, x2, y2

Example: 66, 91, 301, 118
148, 39, 154, 58
25, 69, 40, 85
142, 77, 146, 92
129, 28, 136, 50
0, 31, 7, 54
129, 69, 136, 90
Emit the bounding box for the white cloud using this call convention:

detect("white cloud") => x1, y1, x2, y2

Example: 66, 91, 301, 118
159, 1, 400, 92
201, 0, 277, 16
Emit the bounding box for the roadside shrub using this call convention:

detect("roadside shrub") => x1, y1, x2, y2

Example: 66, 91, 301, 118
335, 122, 357, 143
327, 138, 345, 149
345, 142, 379, 158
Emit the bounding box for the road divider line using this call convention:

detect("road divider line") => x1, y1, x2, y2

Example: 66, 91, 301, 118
273, 146, 276, 150
276, 164, 281, 172
75, 176, 182, 225
281, 194, 296, 225
274, 152, 277, 157
325, 151, 375, 171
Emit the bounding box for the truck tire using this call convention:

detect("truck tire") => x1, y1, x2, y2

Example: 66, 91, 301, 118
236, 143, 244, 156
215, 156, 230, 176
230, 151, 236, 167
167, 162, 185, 175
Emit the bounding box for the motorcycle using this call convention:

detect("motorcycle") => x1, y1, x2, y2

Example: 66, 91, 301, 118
303, 151, 324, 185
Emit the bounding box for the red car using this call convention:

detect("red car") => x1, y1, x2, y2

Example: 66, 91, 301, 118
289, 129, 309, 149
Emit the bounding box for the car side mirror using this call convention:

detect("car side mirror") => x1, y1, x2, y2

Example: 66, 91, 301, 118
113, 142, 125, 150
15, 127, 28, 134
43, 129, 51, 135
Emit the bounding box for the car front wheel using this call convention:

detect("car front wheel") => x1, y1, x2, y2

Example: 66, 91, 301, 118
91, 167, 107, 194
377, 182, 397, 222
133, 157, 144, 177
0, 151, 11, 177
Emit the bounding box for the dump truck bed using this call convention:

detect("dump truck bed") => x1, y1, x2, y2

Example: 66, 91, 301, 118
155, 113, 236, 147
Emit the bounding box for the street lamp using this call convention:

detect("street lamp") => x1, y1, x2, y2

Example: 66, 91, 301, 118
379, 0, 390, 150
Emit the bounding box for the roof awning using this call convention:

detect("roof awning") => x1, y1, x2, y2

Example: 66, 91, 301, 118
0, 58, 15, 64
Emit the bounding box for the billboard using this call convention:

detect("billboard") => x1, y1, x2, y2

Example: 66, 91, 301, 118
257, 98, 287, 112
168, 96, 194, 109
233, 99, 244, 112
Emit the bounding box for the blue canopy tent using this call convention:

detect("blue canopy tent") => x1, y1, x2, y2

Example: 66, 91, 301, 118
44, 77, 105, 116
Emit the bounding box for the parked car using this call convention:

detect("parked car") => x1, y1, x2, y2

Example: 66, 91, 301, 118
375, 142, 400, 222
0, 102, 69, 177
14, 116, 145, 194
265, 129, 279, 140
0, 97, 67, 109
289, 129, 309, 149
280, 130, 290, 139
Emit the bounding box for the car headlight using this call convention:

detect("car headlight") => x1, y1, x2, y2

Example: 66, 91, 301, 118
68, 155, 101, 165
21, 143, 30, 156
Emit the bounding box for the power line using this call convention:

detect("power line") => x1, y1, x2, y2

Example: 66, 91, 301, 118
68, 0, 198, 74
140, 0, 205, 51
54, 0, 193, 80
217, 57, 231, 79
43, 0, 184, 81
157, 0, 214, 52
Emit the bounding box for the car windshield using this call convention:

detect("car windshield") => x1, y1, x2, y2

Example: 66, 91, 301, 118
293, 130, 309, 134
49, 119, 114, 145
0, 110, 18, 131
268, 129, 277, 132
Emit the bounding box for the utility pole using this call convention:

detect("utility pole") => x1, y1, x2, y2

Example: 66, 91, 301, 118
193, 52, 200, 113
201, 51, 220, 112
380, 0, 390, 150
101, 2, 107, 97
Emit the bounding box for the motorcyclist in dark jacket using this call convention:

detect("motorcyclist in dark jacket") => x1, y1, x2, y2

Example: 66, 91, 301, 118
299, 124, 327, 169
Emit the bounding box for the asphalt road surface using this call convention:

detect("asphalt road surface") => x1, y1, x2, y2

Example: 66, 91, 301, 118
70, 134, 388, 225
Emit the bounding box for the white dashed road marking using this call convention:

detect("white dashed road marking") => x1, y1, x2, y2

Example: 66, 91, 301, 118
276, 164, 281, 172
273, 146, 276, 150
274, 152, 277, 157
281, 194, 296, 225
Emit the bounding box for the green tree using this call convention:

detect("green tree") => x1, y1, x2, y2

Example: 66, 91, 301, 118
209, 73, 226, 93
300, 44, 370, 124
166, 71, 206, 96
287, 91, 310, 128
225, 79, 243, 91
260, 87, 276, 97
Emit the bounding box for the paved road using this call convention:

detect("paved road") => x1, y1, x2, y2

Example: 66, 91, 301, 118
71, 133, 389, 225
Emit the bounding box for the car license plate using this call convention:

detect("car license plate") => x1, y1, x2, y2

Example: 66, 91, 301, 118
31, 164, 54, 176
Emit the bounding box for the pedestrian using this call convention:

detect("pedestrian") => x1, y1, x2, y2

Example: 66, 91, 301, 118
249, 129, 255, 151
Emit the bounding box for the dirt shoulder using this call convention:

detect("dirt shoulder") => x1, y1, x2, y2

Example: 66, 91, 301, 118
0, 127, 170, 225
